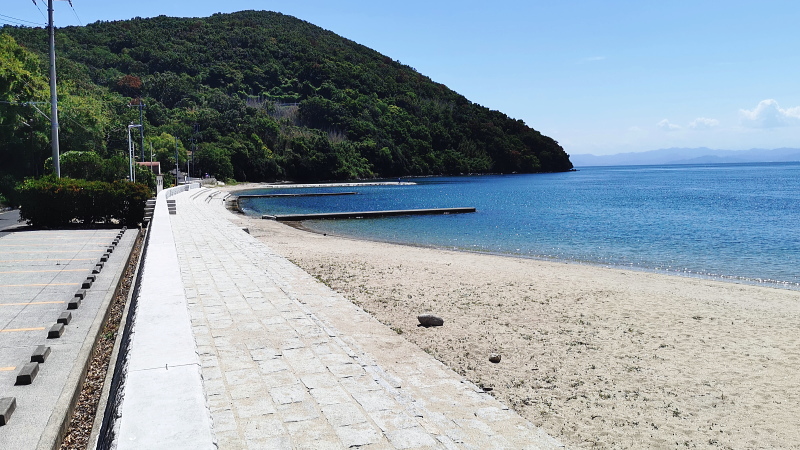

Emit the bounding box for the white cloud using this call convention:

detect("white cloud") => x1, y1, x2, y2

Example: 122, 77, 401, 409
657, 119, 681, 131
689, 117, 720, 129
740, 99, 800, 128
579, 56, 606, 64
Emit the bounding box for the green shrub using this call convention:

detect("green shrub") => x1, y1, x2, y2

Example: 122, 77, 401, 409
16, 176, 151, 227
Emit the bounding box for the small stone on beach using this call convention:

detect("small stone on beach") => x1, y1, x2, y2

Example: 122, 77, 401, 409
417, 314, 444, 327
489, 353, 501, 363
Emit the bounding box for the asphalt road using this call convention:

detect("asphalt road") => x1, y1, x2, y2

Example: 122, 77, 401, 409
0, 210, 21, 237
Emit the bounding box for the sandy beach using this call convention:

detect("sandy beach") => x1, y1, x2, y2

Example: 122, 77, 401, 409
224, 185, 800, 448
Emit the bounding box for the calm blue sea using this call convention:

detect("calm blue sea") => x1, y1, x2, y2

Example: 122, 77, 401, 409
238, 162, 800, 290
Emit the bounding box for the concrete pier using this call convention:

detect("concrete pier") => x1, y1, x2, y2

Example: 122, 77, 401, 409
264, 207, 477, 221
237, 192, 357, 199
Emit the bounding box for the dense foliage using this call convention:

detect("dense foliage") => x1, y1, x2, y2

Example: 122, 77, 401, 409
17, 176, 151, 227
41, 150, 157, 191
2, 10, 571, 186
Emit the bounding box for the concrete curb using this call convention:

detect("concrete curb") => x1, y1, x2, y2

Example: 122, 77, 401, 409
35, 230, 138, 450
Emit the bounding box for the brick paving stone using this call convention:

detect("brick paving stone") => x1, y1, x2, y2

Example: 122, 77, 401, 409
269, 383, 308, 405
248, 347, 280, 361
386, 426, 440, 449
243, 414, 286, 439
352, 390, 400, 412
328, 362, 366, 378
215, 430, 246, 450
284, 418, 342, 449
339, 373, 384, 394
308, 385, 353, 406
369, 410, 421, 432
257, 358, 292, 375
245, 436, 291, 450
259, 368, 296, 387
286, 355, 328, 374
276, 400, 321, 423
335, 421, 383, 447
321, 403, 369, 427
299, 372, 340, 390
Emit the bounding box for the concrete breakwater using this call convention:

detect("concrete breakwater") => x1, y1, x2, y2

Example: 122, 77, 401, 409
237, 192, 357, 198
263, 207, 477, 221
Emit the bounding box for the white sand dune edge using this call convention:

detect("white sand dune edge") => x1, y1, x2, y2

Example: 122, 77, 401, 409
224, 184, 800, 449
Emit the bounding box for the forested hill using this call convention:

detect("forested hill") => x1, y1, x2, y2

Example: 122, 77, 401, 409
2, 10, 572, 181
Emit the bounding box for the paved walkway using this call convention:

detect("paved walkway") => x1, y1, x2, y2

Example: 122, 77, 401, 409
115, 186, 564, 449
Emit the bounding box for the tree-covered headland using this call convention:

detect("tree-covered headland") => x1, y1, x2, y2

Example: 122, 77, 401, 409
1, 10, 572, 195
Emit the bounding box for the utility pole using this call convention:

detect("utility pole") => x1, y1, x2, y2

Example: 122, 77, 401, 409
47, 0, 61, 177
128, 101, 146, 161
190, 122, 198, 178
127, 124, 141, 182
174, 137, 179, 186
188, 136, 195, 178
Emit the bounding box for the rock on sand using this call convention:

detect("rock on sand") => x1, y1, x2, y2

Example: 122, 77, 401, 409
417, 314, 444, 327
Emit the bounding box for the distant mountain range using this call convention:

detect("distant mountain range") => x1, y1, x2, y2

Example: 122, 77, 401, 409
570, 148, 800, 167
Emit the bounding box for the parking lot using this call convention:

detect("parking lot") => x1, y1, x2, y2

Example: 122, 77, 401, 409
0, 226, 135, 449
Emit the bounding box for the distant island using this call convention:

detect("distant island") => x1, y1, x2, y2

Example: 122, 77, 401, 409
570, 147, 800, 167
0, 10, 572, 185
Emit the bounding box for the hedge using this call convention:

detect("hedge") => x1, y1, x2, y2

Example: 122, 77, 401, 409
17, 177, 151, 227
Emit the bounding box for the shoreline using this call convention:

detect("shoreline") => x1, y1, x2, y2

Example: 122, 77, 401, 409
222, 184, 800, 448
272, 212, 800, 293
312, 227, 800, 293
229, 182, 800, 293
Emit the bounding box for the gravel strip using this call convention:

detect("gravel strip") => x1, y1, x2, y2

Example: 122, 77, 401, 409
59, 232, 143, 450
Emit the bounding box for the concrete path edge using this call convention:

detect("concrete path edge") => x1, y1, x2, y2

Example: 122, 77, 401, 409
87, 227, 146, 449
112, 183, 215, 449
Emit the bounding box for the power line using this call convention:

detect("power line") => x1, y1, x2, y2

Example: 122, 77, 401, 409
0, 17, 29, 27
68, 1, 82, 26
0, 13, 44, 26
30, 0, 48, 23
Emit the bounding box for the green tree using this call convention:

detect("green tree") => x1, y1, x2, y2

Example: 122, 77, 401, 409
195, 142, 233, 180
0, 33, 49, 183
148, 132, 187, 173
57, 151, 104, 180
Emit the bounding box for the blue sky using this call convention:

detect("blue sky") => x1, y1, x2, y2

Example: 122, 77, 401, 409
3, 1, 798, 155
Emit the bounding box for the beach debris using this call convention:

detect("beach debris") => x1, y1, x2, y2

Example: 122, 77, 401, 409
417, 314, 444, 327
488, 353, 502, 363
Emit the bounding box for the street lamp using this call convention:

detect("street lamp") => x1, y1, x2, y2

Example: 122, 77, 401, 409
127, 124, 142, 182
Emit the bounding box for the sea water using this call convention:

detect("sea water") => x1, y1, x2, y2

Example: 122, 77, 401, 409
238, 162, 800, 290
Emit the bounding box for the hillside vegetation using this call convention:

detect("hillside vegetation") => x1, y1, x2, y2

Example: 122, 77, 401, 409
1, 10, 571, 184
